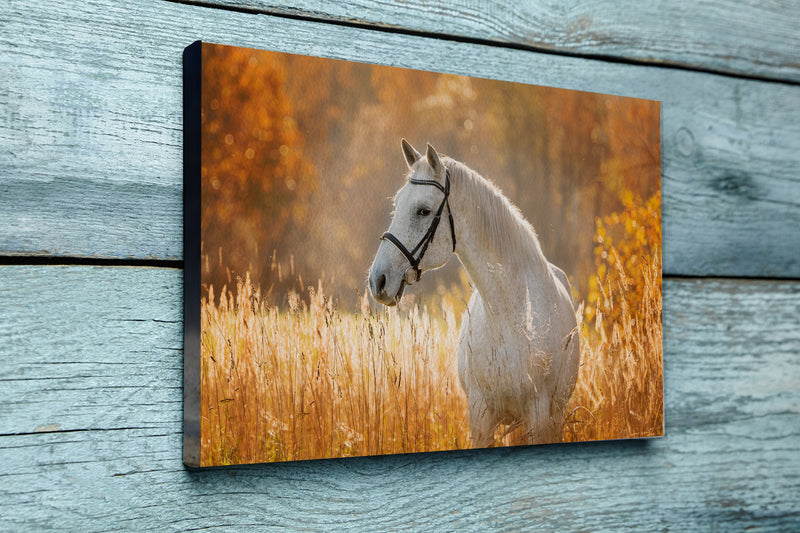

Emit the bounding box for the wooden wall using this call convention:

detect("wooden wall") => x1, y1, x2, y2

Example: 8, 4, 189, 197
2, 1, 798, 529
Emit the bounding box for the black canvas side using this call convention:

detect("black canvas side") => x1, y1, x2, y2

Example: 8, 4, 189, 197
183, 40, 202, 468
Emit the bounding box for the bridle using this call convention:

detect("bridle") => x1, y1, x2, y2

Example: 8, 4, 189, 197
380, 168, 456, 282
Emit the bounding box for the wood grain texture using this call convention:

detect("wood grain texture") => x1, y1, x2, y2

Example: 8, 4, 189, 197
1, 0, 799, 276
194, 0, 800, 82
1, 266, 799, 530
3, 1, 798, 531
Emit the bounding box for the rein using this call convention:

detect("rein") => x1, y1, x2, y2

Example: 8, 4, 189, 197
381, 168, 456, 282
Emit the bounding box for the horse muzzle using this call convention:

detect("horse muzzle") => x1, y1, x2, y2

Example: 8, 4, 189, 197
369, 267, 412, 306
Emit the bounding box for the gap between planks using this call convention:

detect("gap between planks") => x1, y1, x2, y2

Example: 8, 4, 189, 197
0, 256, 183, 269
164, 0, 800, 86
0, 259, 797, 284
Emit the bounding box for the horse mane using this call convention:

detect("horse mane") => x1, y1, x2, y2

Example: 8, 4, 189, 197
443, 156, 548, 272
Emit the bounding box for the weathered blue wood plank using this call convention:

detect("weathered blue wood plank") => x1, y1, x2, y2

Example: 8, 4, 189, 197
0, 0, 799, 276
1, 266, 798, 530
196, 0, 800, 82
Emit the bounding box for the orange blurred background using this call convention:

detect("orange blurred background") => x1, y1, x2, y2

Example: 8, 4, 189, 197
200, 42, 661, 310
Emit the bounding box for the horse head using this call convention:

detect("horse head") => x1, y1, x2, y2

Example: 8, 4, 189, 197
368, 139, 456, 306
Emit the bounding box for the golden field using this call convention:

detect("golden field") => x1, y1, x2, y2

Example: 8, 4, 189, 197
201, 276, 469, 465
199, 193, 662, 465
200, 259, 661, 465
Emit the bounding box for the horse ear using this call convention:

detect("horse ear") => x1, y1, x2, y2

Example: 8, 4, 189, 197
401, 138, 421, 169
426, 143, 443, 178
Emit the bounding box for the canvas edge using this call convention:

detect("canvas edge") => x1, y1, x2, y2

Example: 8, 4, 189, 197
183, 40, 203, 468
186, 42, 666, 465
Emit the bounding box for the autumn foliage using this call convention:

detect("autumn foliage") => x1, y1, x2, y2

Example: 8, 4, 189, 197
199, 43, 660, 304
568, 190, 663, 441
587, 190, 662, 327
201, 47, 315, 290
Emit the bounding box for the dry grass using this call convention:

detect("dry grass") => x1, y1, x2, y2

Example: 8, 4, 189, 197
200, 275, 469, 465
566, 249, 664, 442
200, 250, 663, 465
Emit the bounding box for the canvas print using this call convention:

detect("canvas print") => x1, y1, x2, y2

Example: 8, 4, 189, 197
183, 41, 663, 467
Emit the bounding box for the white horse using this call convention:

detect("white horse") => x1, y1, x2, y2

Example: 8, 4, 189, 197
368, 140, 580, 447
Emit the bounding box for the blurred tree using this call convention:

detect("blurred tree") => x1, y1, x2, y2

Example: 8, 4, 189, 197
597, 97, 661, 203
201, 44, 316, 293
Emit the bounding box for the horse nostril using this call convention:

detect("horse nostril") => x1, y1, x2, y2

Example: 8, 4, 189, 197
377, 274, 386, 295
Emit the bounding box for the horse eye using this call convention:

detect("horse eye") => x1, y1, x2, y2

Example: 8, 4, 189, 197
416, 207, 431, 217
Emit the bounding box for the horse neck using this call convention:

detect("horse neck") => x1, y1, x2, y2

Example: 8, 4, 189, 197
447, 159, 550, 308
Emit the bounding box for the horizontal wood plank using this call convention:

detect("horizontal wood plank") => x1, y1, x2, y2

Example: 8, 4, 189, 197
1, 0, 799, 277
1, 265, 798, 530
193, 0, 800, 82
